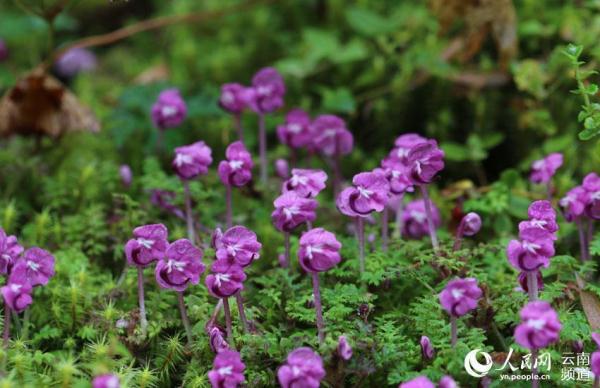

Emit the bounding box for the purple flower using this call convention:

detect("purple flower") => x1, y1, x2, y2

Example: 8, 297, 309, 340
572, 340, 584, 353
507, 228, 555, 272
212, 226, 261, 267
0, 228, 23, 275
336, 171, 390, 217
530, 153, 563, 184
125, 224, 169, 267
310, 115, 353, 156
439, 278, 482, 317
559, 186, 587, 222
208, 349, 246, 388
592, 332, 600, 348
155, 239, 205, 292
205, 261, 246, 298
92, 374, 120, 388
150, 190, 185, 220
391, 133, 428, 164
458, 212, 482, 237
438, 376, 457, 388
248, 67, 285, 114
0, 39, 8, 62
219, 83, 250, 114
119, 165, 132, 188
207, 325, 229, 353
275, 159, 289, 179
151, 89, 187, 130
277, 109, 313, 149
298, 228, 342, 273
592, 351, 600, 377
337, 335, 352, 360
379, 159, 414, 195
218, 141, 253, 187
401, 199, 441, 239
14, 247, 55, 287
583, 172, 600, 220
519, 200, 558, 236
518, 271, 544, 293
277, 347, 325, 388
399, 376, 435, 388
55, 48, 97, 78
514, 301, 561, 350
1, 266, 32, 313
420, 335, 434, 360
271, 192, 318, 232
282, 169, 328, 199
406, 140, 445, 185
172, 141, 213, 180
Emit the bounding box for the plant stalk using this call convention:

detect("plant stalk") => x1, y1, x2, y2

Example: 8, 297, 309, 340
223, 297, 234, 347
137, 267, 148, 336
177, 292, 193, 346
3, 303, 10, 349
282, 232, 290, 268
420, 185, 439, 253
234, 113, 243, 141
356, 217, 365, 275
311, 272, 325, 344
527, 272, 538, 301
226, 185, 233, 229
450, 316, 457, 348
259, 113, 268, 186
381, 207, 389, 251
234, 291, 250, 333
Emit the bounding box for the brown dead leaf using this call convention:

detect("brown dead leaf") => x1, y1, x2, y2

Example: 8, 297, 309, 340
580, 290, 600, 331
0, 67, 100, 138
134, 63, 170, 85
429, 0, 518, 70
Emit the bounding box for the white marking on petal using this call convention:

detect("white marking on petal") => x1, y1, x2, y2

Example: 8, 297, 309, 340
229, 160, 244, 170
527, 318, 546, 330
174, 153, 193, 167
137, 238, 155, 249
451, 289, 464, 300
161, 105, 177, 117
218, 366, 233, 376
27, 260, 40, 272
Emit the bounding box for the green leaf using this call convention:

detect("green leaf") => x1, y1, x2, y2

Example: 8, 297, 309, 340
345, 7, 400, 36
441, 142, 470, 162
319, 87, 356, 113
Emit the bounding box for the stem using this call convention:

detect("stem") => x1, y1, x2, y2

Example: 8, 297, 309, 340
222, 297, 234, 347
577, 217, 588, 261
357, 217, 365, 275
450, 316, 457, 348
311, 272, 325, 344
177, 292, 193, 346
306, 221, 313, 230
21, 308, 30, 340
234, 291, 250, 333
546, 181, 553, 202
594, 376, 599, 388
137, 267, 148, 336
420, 185, 439, 253
206, 299, 223, 330
184, 181, 196, 244
394, 196, 404, 239
527, 272, 538, 301
234, 113, 243, 141
531, 349, 539, 388
259, 113, 268, 186
381, 207, 389, 252
282, 232, 290, 268
226, 185, 233, 229
453, 219, 465, 251
3, 303, 10, 349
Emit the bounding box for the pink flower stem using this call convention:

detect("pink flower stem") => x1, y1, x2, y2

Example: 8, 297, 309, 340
526, 272, 538, 301
381, 207, 389, 251
258, 113, 268, 186
450, 316, 457, 348
420, 185, 439, 253
234, 291, 250, 333
183, 181, 196, 244
546, 182, 553, 201
222, 297, 234, 347
137, 267, 148, 336
594, 376, 599, 388
282, 232, 290, 268
394, 195, 404, 238
332, 155, 341, 199
3, 302, 10, 349
234, 113, 243, 141
577, 217, 589, 261
177, 292, 193, 346
206, 299, 223, 330
452, 220, 465, 251
311, 272, 325, 344
306, 221, 313, 230
531, 349, 539, 388
225, 185, 233, 229
356, 217, 365, 275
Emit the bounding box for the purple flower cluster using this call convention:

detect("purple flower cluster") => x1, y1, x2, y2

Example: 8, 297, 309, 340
92, 374, 120, 388
591, 332, 600, 379
560, 172, 600, 221
282, 169, 328, 199
439, 278, 482, 317
530, 153, 563, 184
401, 199, 441, 239
507, 201, 557, 282
220, 67, 286, 115
399, 375, 457, 388
0, 228, 55, 313
151, 89, 187, 130
277, 109, 354, 157
514, 301, 561, 350
55, 48, 97, 78
218, 141, 253, 187
337, 170, 390, 217
298, 228, 342, 273
278, 347, 325, 388
208, 349, 246, 387
172, 141, 213, 181
272, 191, 318, 232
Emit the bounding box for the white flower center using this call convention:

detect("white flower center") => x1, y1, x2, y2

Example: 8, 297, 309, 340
10, 284, 21, 292
532, 160, 545, 170
174, 153, 193, 167
358, 187, 373, 198
218, 366, 233, 376
396, 147, 409, 159
161, 105, 177, 117
27, 260, 40, 271
530, 219, 547, 228
522, 241, 541, 253
221, 91, 234, 104
290, 174, 308, 187
137, 238, 155, 249
214, 273, 231, 287
288, 123, 302, 134
226, 244, 240, 257
106, 376, 119, 388
292, 366, 301, 376
324, 129, 337, 138
166, 260, 186, 273
1, 254, 10, 261
306, 244, 323, 260
283, 206, 299, 220
451, 289, 464, 300
256, 85, 272, 96
229, 160, 244, 170
415, 160, 423, 174
527, 318, 546, 330
592, 191, 600, 200
409, 210, 427, 224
